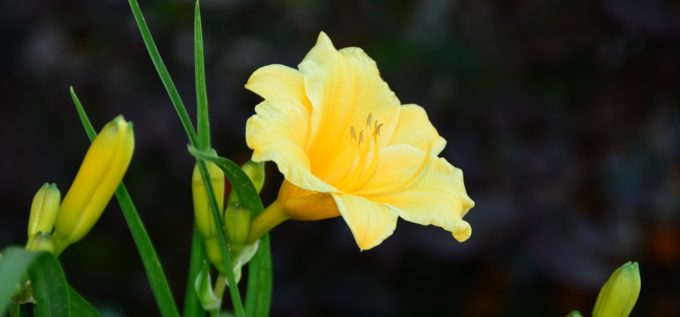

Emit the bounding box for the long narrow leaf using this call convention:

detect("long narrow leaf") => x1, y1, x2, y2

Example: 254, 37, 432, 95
127, 0, 198, 146
70, 87, 180, 317
183, 3, 210, 315
194, 0, 210, 150
188, 148, 272, 316
125, 1, 246, 315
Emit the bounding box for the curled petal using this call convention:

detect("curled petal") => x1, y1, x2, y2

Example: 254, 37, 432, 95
245, 64, 312, 113
246, 98, 334, 193
389, 104, 446, 155
362, 145, 474, 242
332, 193, 398, 250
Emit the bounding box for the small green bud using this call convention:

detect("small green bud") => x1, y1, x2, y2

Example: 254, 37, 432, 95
227, 161, 265, 205
592, 261, 641, 317
25, 232, 55, 253
192, 161, 225, 242
203, 237, 225, 273
27, 183, 61, 239
241, 161, 265, 192
224, 207, 250, 253
53, 116, 135, 254
566, 310, 583, 317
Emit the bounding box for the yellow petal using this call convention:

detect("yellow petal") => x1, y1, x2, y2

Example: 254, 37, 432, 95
246, 98, 334, 192
361, 145, 474, 242
298, 32, 401, 182
388, 104, 447, 155
245, 64, 312, 113
331, 193, 398, 250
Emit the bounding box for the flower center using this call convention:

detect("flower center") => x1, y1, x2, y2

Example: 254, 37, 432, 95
334, 113, 383, 192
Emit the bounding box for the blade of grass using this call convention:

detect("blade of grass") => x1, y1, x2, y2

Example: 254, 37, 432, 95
70, 87, 180, 317
182, 227, 205, 317
188, 148, 272, 317
127, 0, 198, 146
125, 1, 245, 316
183, 3, 210, 315
195, 0, 210, 150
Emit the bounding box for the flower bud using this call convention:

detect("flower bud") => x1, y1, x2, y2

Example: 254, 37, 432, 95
224, 161, 265, 252
192, 161, 225, 241
241, 161, 265, 193
52, 116, 134, 254
592, 261, 641, 317
25, 232, 55, 253
27, 183, 60, 239
224, 207, 250, 253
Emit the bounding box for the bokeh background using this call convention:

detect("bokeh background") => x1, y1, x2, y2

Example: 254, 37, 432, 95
1, 0, 679, 316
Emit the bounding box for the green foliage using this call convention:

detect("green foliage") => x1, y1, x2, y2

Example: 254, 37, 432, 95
0, 247, 101, 316
71, 87, 180, 317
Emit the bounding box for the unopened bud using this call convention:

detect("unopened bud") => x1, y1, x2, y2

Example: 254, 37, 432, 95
25, 232, 55, 253
192, 161, 225, 240
53, 115, 134, 254
224, 207, 250, 253
592, 261, 641, 317
27, 183, 60, 239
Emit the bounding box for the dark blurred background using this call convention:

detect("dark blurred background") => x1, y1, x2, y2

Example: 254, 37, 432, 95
1, 0, 679, 316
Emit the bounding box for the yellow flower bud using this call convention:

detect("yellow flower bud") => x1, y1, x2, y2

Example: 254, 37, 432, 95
25, 232, 55, 253
592, 261, 641, 317
52, 115, 134, 254
27, 183, 60, 239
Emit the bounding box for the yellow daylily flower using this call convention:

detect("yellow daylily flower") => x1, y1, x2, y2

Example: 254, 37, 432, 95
244, 32, 474, 250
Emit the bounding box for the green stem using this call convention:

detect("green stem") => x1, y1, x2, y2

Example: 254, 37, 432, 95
9, 304, 19, 317
70, 87, 180, 317
182, 226, 205, 317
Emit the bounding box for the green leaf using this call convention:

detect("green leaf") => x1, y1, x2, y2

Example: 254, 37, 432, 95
125, 1, 246, 315
194, 0, 210, 150
69, 287, 102, 317
244, 236, 272, 317
0, 247, 36, 314
194, 262, 221, 311
127, 0, 198, 146
29, 251, 70, 316
70, 87, 180, 317
187, 148, 272, 317
0, 247, 76, 316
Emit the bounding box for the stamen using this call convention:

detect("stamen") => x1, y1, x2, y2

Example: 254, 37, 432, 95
358, 130, 364, 145
366, 113, 373, 128
350, 127, 356, 142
